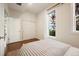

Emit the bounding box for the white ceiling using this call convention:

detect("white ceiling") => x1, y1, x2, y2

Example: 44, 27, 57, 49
7, 3, 54, 14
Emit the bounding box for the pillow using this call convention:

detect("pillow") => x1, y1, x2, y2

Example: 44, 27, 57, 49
64, 47, 79, 56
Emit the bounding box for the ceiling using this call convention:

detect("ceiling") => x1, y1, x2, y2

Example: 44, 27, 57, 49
7, 3, 54, 14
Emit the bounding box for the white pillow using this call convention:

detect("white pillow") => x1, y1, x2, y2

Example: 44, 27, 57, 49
64, 47, 79, 56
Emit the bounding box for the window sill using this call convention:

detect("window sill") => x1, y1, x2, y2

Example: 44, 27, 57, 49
73, 30, 79, 32
72, 30, 79, 34
48, 36, 56, 39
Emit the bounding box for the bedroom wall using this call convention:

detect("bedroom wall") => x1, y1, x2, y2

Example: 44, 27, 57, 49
36, 3, 79, 48
36, 10, 48, 39
7, 8, 37, 42
20, 12, 36, 40
5, 8, 22, 43
6, 8, 22, 18
56, 4, 79, 48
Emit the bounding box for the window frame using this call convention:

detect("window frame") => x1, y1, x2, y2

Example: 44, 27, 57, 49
47, 9, 56, 38
73, 3, 79, 33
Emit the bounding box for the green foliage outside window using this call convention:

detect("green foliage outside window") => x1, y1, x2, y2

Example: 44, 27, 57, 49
49, 29, 55, 36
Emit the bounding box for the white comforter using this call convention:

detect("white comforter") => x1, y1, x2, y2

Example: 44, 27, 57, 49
18, 39, 70, 56
17, 39, 79, 56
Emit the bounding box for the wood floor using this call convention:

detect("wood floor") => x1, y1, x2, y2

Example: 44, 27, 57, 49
5, 38, 39, 56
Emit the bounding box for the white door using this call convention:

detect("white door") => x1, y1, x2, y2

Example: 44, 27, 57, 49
22, 21, 36, 40
0, 18, 5, 56
8, 18, 21, 43
0, 4, 5, 56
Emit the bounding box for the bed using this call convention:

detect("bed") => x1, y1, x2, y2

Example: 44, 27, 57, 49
17, 39, 79, 56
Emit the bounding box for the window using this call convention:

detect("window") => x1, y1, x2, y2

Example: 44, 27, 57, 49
48, 10, 56, 36
73, 3, 79, 32
75, 3, 79, 31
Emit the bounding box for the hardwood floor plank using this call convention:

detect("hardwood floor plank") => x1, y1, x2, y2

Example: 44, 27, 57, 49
5, 38, 39, 56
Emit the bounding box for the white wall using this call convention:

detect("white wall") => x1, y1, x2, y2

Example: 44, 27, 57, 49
7, 18, 21, 43
56, 4, 79, 48
36, 10, 49, 39
36, 3, 79, 48
7, 8, 37, 41
20, 12, 36, 40
7, 8, 22, 18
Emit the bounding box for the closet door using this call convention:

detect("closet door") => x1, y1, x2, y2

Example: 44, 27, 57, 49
8, 18, 21, 43
22, 21, 36, 40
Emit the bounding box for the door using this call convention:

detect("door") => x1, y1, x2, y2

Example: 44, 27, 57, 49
22, 21, 36, 40
0, 4, 5, 56
0, 18, 5, 56
8, 18, 21, 43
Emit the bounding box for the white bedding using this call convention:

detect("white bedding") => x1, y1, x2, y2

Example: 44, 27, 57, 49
64, 47, 79, 56
17, 39, 72, 56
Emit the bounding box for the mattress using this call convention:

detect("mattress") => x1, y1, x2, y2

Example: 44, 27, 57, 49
17, 39, 71, 56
